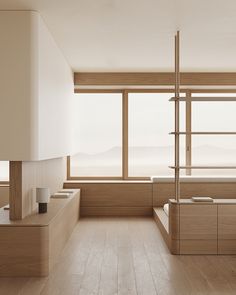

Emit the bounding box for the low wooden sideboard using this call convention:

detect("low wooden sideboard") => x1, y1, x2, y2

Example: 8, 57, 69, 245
0, 189, 80, 276
155, 199, 236, 255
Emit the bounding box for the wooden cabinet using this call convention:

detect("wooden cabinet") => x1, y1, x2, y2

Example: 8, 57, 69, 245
169, 199, 236, 255
0, 190, 80, 276
218, 205, 236, 254
179, 204, 217, 254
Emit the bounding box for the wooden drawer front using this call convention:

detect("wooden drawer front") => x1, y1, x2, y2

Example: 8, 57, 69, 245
218, 205, 236, 240
180, 205, 217, 240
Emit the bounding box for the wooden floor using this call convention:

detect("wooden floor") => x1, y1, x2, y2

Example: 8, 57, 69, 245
1, 218, 236, 295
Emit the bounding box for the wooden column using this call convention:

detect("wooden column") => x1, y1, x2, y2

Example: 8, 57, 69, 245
9, 161, 23, 220
174, 31, 180, 202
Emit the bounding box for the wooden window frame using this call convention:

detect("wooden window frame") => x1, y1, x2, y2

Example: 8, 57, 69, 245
67, 88, 236, 180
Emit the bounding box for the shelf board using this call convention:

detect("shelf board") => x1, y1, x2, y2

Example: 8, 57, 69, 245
169, 132, 236, 135
169, 166, 236, 169
169, 97, 236, 102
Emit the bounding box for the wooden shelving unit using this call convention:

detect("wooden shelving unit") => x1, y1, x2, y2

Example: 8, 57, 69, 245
171, 31, 236, 203
170, 132, 236, 135
169, 166, 236, 169
170, 97, 236, 101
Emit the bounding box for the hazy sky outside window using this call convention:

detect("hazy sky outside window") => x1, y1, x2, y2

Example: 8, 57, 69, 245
192, 93, 236, 175
0, 161, 9, 181
70, 93, 122, 176
128, 93, 186, 176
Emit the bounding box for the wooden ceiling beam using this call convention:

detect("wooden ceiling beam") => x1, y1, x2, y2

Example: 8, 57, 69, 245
74, 72, 236, 86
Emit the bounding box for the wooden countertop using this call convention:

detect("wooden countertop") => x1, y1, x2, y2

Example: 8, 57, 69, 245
169, 198, 236, 205
0, 189, 80, 227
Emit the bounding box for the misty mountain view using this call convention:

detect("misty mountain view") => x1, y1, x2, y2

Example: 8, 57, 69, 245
70, 145, 236, 177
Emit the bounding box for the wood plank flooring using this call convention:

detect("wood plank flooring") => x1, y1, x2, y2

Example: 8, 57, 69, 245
1, 217, 236, 295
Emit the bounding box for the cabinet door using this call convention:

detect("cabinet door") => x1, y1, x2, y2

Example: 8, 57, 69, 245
218, 205, 236, 254
179, 204, 217, 254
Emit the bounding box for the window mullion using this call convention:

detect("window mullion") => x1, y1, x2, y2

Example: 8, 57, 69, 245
122, 90, 129, 179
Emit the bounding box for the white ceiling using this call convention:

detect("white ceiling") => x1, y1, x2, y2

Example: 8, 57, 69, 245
1, 0, 236, 72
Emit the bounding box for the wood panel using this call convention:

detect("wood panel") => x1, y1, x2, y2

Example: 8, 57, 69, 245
153, 182, 236, 207
74, 72, 236, 86
180, 240, 217, 255
0, 190, 80, 277
218, 205, 236, 254
49, 191, 80, 271
9, 161, 22, 220
218, 240, 236, 255
64, 182, 152, 208
0, 226, 49, 276
80, 207, 152, 217
218, 205, 236, 239
180, 204, 217, 240
169, 202, 180, 254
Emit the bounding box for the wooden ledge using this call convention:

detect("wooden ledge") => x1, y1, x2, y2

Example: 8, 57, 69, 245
64, 180, 152, 184
169, 198, 236, 205
151, 176, 236, 183
74, 72, 236, 86
0, 189, 80, 226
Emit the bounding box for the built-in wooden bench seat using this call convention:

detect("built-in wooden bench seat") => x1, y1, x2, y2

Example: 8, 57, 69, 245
0, 189, 80, 276
154, 198, 236, 255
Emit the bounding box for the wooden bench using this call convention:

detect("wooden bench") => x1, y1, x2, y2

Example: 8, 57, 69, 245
154, 199, 236, 255
0, 189, 80, 276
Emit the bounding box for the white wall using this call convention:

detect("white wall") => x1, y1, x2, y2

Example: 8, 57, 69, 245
22, 157, 66, 217
0, 11, 38, 160
38, 16, 74, 160
0, 11, 74, 161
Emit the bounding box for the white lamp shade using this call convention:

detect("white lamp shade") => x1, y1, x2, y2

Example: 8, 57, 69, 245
36, 187, 50, 203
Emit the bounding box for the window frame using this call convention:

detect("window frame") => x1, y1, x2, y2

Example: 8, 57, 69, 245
67, 88, 236, 180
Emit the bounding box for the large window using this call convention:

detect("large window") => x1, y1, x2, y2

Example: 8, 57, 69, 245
69, 90, 187, 179
0, 161, 9, 182
191, 93, 236, 175
70, 93, 122, 178
68, 90, 236, 179
128, 93, 185, 176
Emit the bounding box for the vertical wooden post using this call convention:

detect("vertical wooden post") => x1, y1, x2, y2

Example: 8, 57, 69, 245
186, 90, 192, 175
175, 31, 180, 202
66, 156, 71, 180
9, 161, 23, 220
123, 90, 129, 179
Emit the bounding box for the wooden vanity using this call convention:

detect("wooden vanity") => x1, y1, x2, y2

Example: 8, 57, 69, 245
0, 189, 80, 276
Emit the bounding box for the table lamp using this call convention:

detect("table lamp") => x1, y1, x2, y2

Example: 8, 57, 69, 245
36, 187, 50, 213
